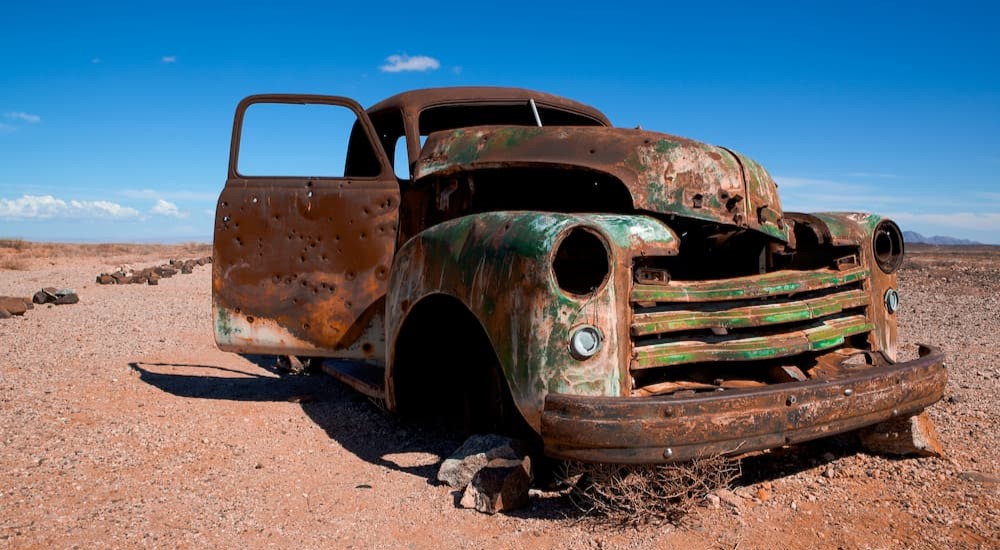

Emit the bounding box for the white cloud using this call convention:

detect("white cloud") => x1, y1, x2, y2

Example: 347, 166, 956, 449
0, 194, 141, 221
379, 54, 440, 73
4, 112, 40, 123
161, 55, 177, 63
120, 188, 217, 201
150, 199, 185, 218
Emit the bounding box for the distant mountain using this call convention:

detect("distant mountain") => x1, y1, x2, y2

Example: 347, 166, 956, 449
903, 230, 980, 245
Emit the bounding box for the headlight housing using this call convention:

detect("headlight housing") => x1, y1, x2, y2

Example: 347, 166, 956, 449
552, 227, 610, 296
873, 220, 904, 274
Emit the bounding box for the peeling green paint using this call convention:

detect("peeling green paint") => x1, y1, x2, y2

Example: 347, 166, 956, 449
632, 266, 869, 303
633, 315, 873, 369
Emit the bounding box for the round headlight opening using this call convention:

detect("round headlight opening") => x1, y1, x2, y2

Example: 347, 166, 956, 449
553, 227, 610, 296
873, 220, 904, 274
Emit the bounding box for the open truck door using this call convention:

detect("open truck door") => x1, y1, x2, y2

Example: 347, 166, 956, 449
213, 95, 399, 363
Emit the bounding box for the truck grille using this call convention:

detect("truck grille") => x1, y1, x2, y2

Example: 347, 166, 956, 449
629, 266, 872, 371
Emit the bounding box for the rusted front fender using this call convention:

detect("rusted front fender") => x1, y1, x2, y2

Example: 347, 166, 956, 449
541, 345, 946, 464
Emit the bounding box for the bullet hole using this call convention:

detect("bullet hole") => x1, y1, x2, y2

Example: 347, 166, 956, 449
362, 342, 374, 355
251, 196, 258, 203
234, 237, 242, 246
363, 207, 370, 215
299, 255, 306, 263
320, 254, 328, 261
300, 280, 308, 287
223, 216, 231, 223
692, 194, 703, 208
307, 191, 313, 198
272, 275, 281, 283
303, 323, 310, 330
589, 149, 596, 154
375, 266, 387, 280
220, 201, 228, 208
346, 271, 356, 281
234, 307, 241, 314
306, 180, 313, 188
246, 316, 255, 324
273, 214, 281, 221
359, 232, 366, 240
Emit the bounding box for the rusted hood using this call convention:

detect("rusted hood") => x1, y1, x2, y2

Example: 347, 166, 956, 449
415, 126, 789, 242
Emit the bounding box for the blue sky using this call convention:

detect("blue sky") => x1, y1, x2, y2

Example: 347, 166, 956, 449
1, 1, 997, 243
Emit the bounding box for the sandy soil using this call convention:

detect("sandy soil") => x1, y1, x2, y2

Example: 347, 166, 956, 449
0, 242, 996, 549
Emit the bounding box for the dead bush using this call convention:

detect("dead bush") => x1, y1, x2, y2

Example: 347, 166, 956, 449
559, 455, 740, 527
0, 238, 27, 250
0, 256, 29, 270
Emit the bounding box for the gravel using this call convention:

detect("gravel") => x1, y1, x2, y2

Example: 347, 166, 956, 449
0, 244, 996, 549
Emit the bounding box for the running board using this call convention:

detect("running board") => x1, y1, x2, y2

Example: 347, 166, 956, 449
321, 360, 386, 400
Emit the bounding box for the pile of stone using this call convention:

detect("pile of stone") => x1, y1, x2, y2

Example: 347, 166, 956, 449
96, 256, 211, 286
0, 287, 79, 319
437, 434, 533, 514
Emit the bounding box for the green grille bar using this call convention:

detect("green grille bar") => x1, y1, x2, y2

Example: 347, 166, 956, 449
632, 314, 873, 369
631, 266, 869, 303
631, 289, 869, 336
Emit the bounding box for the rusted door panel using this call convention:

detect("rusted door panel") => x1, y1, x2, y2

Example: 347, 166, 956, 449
214, 95, 399, 356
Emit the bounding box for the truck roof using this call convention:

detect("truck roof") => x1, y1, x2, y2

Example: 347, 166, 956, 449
367, 86, 611, 127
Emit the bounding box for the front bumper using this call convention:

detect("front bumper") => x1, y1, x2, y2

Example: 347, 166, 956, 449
541, 345, 946, 464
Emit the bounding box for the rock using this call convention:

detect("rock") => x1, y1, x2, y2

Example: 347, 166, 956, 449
147, 274, 160, 285
755, 487, 770, 501
0, 297, 29, 316
957, 471, 999, 484
859, 411, 945, 458
713, 488, 744, 511
438, 434, 527, 489
704, 493, 721, 508
181, 264, 193, 274
32, 289, 53, 304
97, 274, 115, 285
458, 457, 532, 514
0, 308, 11, 319
53, 290, 78, 305
111, 272, 130, 284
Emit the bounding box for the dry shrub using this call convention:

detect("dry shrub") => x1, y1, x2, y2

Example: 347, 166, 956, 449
559, 455, 741, 527
0, 256, 29, 270
0, 238, 27, 250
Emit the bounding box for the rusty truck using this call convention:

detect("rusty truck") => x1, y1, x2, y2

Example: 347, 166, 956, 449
212, 87, 946, 463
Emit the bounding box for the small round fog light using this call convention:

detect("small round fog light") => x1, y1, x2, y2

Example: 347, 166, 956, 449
884, 288, 900, 314
570, 325, 603, 360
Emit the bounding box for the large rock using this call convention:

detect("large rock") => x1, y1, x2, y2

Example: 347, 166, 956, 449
858, 411, 945, 457
437, 434, 527, 489
0, 297, 30, 316
458, 457, 532, 514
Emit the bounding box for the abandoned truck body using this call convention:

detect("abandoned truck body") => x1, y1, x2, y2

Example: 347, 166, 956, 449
213, 87, 946, 464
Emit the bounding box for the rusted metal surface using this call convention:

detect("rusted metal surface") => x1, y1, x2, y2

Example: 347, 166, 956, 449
213, 86, 942, 464
385, 212, 679, 431
416, 126, 789, 242
541, 345, 946, 464
213, 95, 398, 359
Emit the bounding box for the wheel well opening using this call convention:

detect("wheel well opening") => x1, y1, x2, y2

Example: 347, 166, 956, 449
391, 294, 530, 437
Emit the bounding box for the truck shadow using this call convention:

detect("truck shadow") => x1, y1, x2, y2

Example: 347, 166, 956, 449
129, 357, 865, 519
129, 359, 465, 487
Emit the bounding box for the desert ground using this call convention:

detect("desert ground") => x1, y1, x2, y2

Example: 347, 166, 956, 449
0, 241, 997, 549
